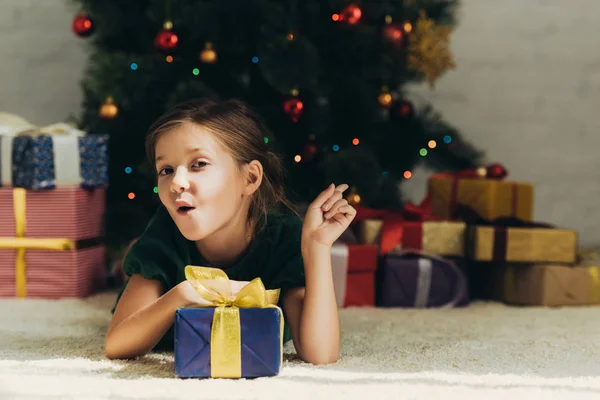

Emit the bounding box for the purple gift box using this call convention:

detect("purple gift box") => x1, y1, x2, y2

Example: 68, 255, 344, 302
380, 251, 469, 308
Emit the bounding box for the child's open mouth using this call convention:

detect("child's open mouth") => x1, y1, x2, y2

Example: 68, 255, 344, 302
177, 206, 195, 215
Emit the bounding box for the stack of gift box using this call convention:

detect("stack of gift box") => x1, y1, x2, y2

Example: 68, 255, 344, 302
0, 114, 109, 299
331, 163, 598, 309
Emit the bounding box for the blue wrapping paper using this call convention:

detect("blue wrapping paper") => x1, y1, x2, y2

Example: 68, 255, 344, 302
0, 134, 108, 189
174, 307, 283, 379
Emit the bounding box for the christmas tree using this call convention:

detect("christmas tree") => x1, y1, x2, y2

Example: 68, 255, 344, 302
70, 0, 483, 251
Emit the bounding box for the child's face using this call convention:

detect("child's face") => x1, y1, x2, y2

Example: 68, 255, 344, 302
154, 122, 251, 241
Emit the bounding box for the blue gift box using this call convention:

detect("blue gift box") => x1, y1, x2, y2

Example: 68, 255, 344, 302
174, 307, 283, 379
0, 133, 109, 189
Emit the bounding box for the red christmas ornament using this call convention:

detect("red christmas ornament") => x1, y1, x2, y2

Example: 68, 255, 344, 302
72, 11, 94, 38
282, 91, 304, 123
382, 24, 405, 48
338, 4, 362, 24
154, 21, 179, 53
486, 163, 508, 179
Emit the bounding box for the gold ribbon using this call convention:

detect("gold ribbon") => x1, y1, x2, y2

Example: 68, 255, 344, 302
0, 188, 75, 298
588, 266, 600, 305
184, 265, 284, 378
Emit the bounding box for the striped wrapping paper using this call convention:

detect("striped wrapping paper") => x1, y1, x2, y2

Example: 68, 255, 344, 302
0, 187, 104, 238
0, 187, 106, 298
0, 247, 106, 298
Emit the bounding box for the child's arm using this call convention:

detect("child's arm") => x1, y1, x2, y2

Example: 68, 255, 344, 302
105, 275, 212, 359
284, 184, 356, 365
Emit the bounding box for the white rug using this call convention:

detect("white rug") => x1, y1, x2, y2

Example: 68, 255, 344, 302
2, 291, 600, 400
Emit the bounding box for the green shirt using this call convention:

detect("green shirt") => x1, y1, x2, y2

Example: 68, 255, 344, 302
112, 206, 306, 350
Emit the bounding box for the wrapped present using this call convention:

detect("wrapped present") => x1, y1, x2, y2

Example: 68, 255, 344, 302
427, 165, 534, 222
467, 222, 577, 264
492, 264, 600, 307
401, 220, 466, 257
350, 206, 405, 254
174, 266, 284, 379
349, 199, 462, 255
379, 251, 469, 308
331, 242, 378, 307
0, 187, 106, 298
0, 126, 108, 190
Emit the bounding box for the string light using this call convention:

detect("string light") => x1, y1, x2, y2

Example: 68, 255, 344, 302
130, 63, 138, 71
166, 55, 173, 63
294, 155, 302, 162
443, 135, 452, 144
287, 33, 294, 41
264, 137, 269, 144
404, 22, 413, 32
124, 167, 132, 174
192, 68, 199, 75
404, 170, 412, 179
252, 56, 259, 63
419, 148, 428, 156
128, 192, 135, 200
352, 138, 360, 145
153, 186, 158, 194
332, 145, 340, 151
428, 140, 437, 149
332, 14, 340, 21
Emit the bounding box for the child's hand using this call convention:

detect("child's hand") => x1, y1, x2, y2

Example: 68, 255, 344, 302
302, 183, 357, 249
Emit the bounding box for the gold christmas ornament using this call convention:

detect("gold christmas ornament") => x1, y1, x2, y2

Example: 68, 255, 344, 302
200, 42, 217, 64
99, 96, 118, 119
407, 11, 456, 88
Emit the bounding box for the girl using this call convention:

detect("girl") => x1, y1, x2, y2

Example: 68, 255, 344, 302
105, 98, 356, 365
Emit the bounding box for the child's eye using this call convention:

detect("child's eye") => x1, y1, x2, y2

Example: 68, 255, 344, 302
192, 161, 208, 169
158, 167, 173, 176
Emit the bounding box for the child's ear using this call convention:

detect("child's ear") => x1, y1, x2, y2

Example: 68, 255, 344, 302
243, 160, 263, 195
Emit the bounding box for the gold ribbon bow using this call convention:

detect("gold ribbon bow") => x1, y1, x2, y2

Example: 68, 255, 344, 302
184, 265, 284, 378
0, 188, 76, 298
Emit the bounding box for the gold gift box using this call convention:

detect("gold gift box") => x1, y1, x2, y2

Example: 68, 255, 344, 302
467, 225, 577, 264
401, 221, 466, 257
429, 177, 534, 221
494, 264, 600, 307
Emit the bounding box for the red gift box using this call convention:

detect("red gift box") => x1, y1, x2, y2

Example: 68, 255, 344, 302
331, 242, 378, 307
0, 187, 107, 298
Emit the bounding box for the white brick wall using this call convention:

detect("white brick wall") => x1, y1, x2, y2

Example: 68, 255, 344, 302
1, 0, 599, 247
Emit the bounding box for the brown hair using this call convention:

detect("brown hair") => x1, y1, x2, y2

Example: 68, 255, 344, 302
145, 98, 299, 234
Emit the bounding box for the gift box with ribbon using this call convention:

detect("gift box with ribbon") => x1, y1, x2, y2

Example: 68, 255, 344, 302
427, 164, 534, 222
174, 266, 284, 379
379, 251, 469, 308
401, 221, 466, 257
462, 210, 578, 264
0, 187, 106, 298
0, 124, 109, 190
348, 206, 405, 254
490, 263, 600, 307
331, 242, 378, 308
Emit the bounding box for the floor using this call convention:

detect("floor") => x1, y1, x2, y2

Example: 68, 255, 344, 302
1, 290, 600, 399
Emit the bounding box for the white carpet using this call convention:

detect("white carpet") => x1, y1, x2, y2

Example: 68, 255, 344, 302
2, 291, 600, 400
